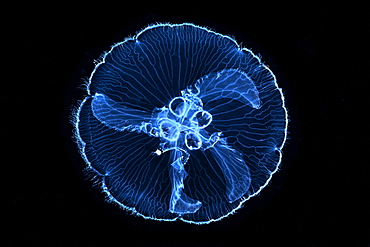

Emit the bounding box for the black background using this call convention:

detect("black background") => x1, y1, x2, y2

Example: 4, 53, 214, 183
3, 2, 368, 246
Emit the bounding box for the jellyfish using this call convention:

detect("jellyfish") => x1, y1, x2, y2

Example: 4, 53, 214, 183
72, 23, 288, 224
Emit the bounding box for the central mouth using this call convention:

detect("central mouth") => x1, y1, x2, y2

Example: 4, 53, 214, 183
152, 90, 220, 153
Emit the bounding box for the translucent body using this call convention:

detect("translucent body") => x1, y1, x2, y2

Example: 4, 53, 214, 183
73, 23, 288, 224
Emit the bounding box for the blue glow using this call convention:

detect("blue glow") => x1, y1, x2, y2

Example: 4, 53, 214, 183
72, 23, 288, 224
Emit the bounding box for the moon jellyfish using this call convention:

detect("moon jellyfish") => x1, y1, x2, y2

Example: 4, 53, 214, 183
72, 23, 288, 224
